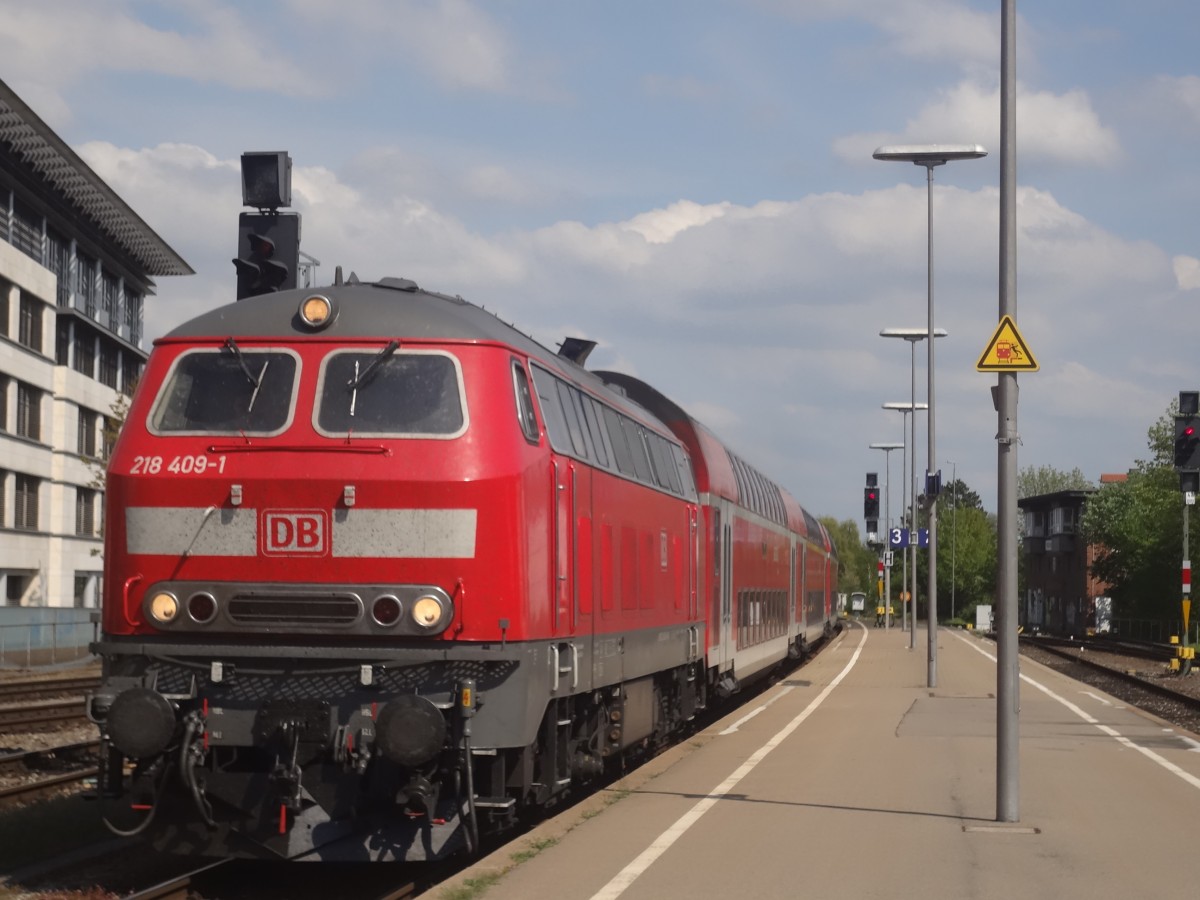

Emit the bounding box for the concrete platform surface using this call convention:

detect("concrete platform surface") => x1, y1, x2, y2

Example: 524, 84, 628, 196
432, 623, 1197, 900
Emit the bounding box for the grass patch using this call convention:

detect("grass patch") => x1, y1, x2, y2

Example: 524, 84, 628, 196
508, 837, 558, 864
438, 872, 502, 900
0, 794, 112, 874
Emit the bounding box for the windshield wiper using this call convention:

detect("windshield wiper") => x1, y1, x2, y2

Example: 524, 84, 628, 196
348, 339, 400, 417
224, 338, 268, 413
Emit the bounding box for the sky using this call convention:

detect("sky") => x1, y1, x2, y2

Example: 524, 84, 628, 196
3, 0, 1199, 532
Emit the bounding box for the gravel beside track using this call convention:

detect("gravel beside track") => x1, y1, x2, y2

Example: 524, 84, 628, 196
1015, 636, 1200, 735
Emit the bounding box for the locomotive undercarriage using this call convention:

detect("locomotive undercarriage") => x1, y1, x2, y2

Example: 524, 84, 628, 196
88, 636, 706, 861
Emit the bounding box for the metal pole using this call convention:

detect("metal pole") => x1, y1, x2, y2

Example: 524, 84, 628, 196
885, 450, 893, 629
951, 461, 957, 621
901, 415, 909, 636
910, 348, 918, 651
996, 0, 1021, 823
925, 162, 939, 689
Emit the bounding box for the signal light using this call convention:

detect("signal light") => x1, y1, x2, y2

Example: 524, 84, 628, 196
233, 211, 301, 300
864, 486, 880, 520
1175, 416, 1200, 470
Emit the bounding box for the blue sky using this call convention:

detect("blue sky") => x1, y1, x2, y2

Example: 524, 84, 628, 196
3, 0, 1199, 531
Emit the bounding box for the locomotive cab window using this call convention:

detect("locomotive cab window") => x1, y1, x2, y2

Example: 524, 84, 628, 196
316, 348, 467, 438
149, 346, 299, 435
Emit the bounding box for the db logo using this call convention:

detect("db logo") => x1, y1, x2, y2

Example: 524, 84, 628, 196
262, 510, 328, 556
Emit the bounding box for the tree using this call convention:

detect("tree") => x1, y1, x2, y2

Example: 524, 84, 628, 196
80, 381, 137, 557
914, 477, 997, 621
1081, 404, 1190, 617
821, 517, 878, 596
1018, 465, 1094, 499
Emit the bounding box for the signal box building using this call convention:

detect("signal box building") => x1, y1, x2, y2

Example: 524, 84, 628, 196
1018, 482, 1118, 635
0, 78, 190, 608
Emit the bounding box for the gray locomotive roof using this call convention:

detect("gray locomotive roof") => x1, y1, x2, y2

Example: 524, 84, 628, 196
162, 277, 675, 434
164, 277, 548, 348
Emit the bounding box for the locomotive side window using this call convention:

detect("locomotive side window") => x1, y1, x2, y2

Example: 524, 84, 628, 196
556, 381, 590, 460
316, 349, 466, 438
511, 361, 540, 444
149, 347, 299, 435
602, 405, 635, 474
581, 396, 610, 467
530, 366, 571, 454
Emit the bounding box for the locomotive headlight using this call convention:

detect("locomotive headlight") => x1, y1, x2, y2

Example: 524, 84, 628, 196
298, 294, 335, 329
411, 594, 447, 630
147, 591, 180, 625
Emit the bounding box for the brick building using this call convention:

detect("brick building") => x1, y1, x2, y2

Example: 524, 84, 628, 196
1018, 475, 1124, 635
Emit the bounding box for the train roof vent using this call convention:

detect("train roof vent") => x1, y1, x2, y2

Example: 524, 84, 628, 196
378, 277, 419, 292
558, 337, 597, 366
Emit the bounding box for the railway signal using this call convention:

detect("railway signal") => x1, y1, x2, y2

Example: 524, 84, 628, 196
233, 211, 301, 299
1175, 390, 1200, 493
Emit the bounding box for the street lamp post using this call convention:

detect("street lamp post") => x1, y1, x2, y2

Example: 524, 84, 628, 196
883, 400, 928, 649
874, 144, 987, 690
881, 327, 945, 648
870, 442, 904, 629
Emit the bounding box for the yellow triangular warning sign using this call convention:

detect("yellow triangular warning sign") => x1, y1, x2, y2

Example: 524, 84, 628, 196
976, 315, 1039, 371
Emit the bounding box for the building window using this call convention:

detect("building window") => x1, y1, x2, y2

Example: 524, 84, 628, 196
14, 474, 39, 531
0, 278, 9, 337
121, 356, 142, 395
99, 344, 118, 388
78, 408, 99, 457
0, 377, 7, 432
56, 323, 70, 365
77, 252, 97, 318
18, 294, 42, 353
124, 288, 142, 344
10, 197, 42, 262
47, 228, 70, 307
75, 487, 96, 536
99, 271, 116, 330
73, 330, 95, 378
1050, 507, 1076, 535
16, 383, 40, 440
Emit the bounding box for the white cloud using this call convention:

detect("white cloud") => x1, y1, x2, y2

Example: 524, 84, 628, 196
1174, 256, 1200, 291
754, 0, 999, 70
284, 0, 516, 93
835, 80, 1121, 166
0, 1, 329, 103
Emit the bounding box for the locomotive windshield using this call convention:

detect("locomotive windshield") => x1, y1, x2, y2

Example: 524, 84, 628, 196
149, 347, 299, 435
315, 349, 466, 437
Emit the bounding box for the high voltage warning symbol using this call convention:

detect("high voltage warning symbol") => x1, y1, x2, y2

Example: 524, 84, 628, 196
976, 315, 1039, 371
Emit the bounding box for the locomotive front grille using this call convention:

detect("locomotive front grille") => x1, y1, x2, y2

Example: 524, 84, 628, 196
227, 593, 363, 626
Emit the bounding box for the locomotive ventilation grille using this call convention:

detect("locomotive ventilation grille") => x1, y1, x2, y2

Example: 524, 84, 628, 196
227, 592, 362, 626
149, 658, 518, 703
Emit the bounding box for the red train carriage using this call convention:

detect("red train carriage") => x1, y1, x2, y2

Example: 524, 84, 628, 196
88, 276, 836, 863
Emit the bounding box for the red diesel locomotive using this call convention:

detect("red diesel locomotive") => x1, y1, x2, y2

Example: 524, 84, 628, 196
88, 274, 838, 861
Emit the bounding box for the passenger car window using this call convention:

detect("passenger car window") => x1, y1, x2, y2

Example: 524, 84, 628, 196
316, 349, 465, 437
150, 347, 298, 435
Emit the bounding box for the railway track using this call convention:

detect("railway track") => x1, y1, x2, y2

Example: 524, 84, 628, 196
0, 675, 100, 702
1017, 634, 1200, 734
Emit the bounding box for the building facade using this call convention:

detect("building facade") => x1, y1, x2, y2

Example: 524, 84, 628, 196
1018, 484, 1117, 635
0, 78, 190, 609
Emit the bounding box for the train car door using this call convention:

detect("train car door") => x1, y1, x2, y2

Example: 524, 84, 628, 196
553, 459, 576, 636
711, 499, 734, 672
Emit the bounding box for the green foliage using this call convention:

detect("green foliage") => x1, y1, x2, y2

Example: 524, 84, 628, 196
821, 516, 877, 594
1080, 403, 1193, 616
1018, 465, 1094, 498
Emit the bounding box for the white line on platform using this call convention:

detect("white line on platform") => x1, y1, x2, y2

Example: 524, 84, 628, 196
952, 631, 1200, 790
587, 623, 869, 900
718, 686, 795, 734
1080, 691, 1112, 706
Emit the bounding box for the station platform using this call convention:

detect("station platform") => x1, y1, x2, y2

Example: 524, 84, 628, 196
435, 621, 1196, 900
